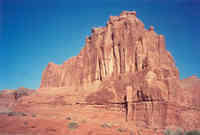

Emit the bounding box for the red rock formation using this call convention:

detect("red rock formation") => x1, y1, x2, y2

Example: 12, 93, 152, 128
180, 76, 200, 107
37, 11, 200, 130
1, 11, 200, 135
40, 11, 179, 90
0, 88, 34, 112
0, 90, 16, 111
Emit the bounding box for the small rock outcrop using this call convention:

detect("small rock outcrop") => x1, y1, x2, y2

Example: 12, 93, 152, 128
0, 87, 34, 111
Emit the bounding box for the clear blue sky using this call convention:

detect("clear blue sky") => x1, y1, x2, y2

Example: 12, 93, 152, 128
1, 0, 200, 90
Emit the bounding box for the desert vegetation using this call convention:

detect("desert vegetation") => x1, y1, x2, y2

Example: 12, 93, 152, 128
67, 121, 79, 130
164, 128, 200, 135
100, 122, 112, 128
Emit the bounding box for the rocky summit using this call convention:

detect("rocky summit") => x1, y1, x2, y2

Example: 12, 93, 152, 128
40, 11, 179, 89
1, 11, 200, 135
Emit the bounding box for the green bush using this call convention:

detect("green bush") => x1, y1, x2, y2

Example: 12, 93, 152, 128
175, 128, 184, 135
67, 122, 79, 130
165, 128, 200, 135
185, 130, 200, 135
117, 128, 127, 132
101, 123, 112, 128
164, 128, 175, 135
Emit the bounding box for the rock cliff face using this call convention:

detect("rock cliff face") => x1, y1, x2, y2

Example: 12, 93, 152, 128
38, 11, 200, 129
180, 76, 200, 107
40, 11, 179, 89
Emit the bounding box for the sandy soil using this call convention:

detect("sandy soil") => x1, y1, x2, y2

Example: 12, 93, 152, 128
0, 104, 161, 135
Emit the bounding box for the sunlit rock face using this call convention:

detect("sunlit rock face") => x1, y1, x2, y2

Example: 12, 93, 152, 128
38, 11, 200, 130
40, 11, 179, 89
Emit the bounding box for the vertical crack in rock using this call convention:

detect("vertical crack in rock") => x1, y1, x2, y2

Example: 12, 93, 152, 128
111, 32, 117, 75
123, 48, 126, 73
118, 43, 122, 73
99, 59, 102, 81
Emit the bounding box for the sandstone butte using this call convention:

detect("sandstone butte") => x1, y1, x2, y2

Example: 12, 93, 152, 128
7, 11, 200, 132
38, 11, 200, 129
